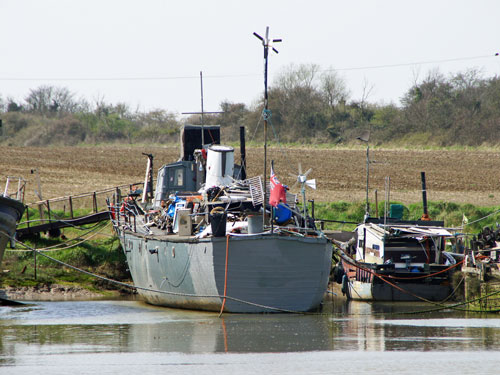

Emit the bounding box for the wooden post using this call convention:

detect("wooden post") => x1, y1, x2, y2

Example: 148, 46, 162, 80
69, 196, 74, 218
93, 192, 97, 213
33, 168, 45, 224
46, 200, 51, 223
26, 206, 30, 229
33, 245, 37, 280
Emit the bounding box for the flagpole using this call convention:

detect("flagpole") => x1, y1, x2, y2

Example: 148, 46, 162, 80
270, 160, 274, 233
263, 38, 268, 230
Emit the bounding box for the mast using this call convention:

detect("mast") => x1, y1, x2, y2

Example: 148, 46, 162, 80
200, 71, 205, 145
254, 27, 281, 228
182, 71, 222, 147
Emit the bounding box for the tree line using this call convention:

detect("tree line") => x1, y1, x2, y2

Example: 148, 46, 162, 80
1, 64, 500, 147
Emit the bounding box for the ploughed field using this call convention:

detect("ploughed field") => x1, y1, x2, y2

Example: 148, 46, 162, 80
2, 145, 500, 206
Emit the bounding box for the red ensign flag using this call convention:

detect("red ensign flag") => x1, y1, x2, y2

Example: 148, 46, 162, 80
269, 164, 287, 207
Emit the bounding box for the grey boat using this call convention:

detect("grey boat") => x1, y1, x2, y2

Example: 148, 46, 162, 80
110, 126, 332, 313
0, 178, 25, 268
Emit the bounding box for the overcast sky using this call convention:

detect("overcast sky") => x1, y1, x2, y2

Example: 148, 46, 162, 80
0, 0, 498, 116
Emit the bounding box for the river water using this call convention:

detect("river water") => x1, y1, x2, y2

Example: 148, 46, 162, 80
1, 297, 499, 374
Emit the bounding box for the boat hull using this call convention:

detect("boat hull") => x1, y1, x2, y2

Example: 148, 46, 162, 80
346, 279, 452, 301
340, 257, 453, 302
118, 230, 332, 313
0, 196, 25, 267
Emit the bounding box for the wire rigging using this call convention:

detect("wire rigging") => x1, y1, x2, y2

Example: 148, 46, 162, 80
0, 54, 496, 82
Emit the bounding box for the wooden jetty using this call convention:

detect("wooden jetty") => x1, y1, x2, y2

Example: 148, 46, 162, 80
16, 182, 144, 239
461, 250, 500, 312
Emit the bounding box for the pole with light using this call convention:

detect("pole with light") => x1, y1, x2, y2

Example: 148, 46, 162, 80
357, 130, 370, 220
253, 27, 281, 228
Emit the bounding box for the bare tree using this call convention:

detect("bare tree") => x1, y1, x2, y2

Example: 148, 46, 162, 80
359, 77, 375, 109
274, 63, 321, 92
320, 69, 350, 110
25, 85, 78, 115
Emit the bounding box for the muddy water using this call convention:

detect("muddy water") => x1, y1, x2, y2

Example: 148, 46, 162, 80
0, 298, 499, 374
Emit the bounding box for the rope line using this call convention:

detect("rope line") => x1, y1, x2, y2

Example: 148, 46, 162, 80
463, 208, 500, 226
17, 210, 111, 230
8, 221, 112, 252
3, 228, 498, 315
339, 251, 500, 313
7, 232, 308, 314
218, 234, 230, 316
384, 260, 464, 280
340, 252, 464, 305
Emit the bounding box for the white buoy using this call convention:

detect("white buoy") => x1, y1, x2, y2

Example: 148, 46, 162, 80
205, 145, 234, 188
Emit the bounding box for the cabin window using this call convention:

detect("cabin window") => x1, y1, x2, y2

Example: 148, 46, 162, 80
169, 168, 184, 187
175, 168, 184, 186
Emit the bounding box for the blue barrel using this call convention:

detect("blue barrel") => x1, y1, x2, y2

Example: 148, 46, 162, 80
273, 203, 292, 224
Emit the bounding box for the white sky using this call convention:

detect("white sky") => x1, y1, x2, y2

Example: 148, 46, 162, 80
0, 0, 499, 116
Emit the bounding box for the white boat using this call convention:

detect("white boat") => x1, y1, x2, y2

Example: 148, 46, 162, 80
332, 217, 458, 301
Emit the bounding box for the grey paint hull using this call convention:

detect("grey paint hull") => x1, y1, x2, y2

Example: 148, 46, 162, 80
0, 196, 25, 267
118, 230, 332, 313
347, 280, 452, 301
340, 257, 453, 302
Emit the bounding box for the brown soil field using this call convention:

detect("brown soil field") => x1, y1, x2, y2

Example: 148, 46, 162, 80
1, 145, 500, 206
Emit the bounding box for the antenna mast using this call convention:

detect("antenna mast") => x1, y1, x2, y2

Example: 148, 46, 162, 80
182, 71, 222, 146
253, 26, 282, 229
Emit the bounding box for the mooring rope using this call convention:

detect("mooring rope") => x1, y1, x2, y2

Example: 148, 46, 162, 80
218, 234, 230, 317
340, 252, 464, 304
463, 208, 500, 227
5, 232, 309, 314
3, 229, 498, 315
7, 221, 112, 252
17, 210, 111, 229
338, 251, 500, 313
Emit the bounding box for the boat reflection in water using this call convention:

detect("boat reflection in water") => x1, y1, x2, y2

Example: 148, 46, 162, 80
127, 313, 335, 353
1, 299, 500, 360
0, 300, 335, 357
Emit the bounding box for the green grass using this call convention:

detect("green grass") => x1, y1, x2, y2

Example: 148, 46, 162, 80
17, 207, 97, 229
4, 200, 500, 292
309, 200, 500, 233
1, 222, 129, 291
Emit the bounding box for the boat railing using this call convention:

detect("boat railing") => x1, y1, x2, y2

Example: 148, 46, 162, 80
2, 176, 26, 202
15, 182, 145, 238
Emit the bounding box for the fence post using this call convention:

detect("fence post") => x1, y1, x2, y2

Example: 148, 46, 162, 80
93, 192, 97, 213
46, 200, 51, 223
26, 206, 30, 229
69, 196, 74, 218
33, 245, 37, 280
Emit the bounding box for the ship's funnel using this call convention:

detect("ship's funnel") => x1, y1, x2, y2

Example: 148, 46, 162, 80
205, 145, 234, 188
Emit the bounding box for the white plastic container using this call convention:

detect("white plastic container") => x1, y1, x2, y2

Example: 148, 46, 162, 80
205, 145, 234, 188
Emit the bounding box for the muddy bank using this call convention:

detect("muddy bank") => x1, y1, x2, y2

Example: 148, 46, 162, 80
1, 284, 120, 301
